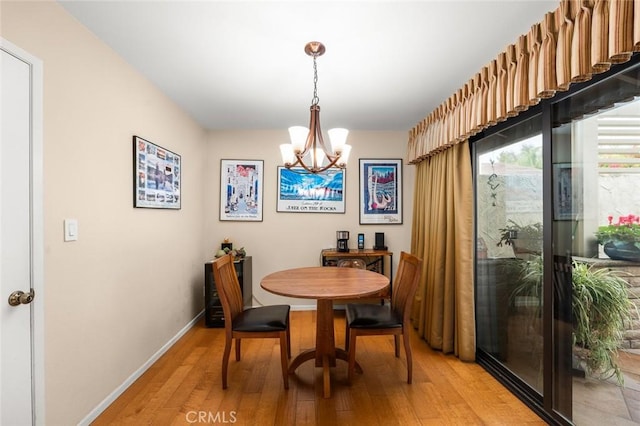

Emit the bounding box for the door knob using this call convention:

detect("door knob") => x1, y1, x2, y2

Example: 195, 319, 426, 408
8, 289, 34, 306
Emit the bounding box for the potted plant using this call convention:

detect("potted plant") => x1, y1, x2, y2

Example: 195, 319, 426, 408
496, 220, 543, 257
595, 214, 640, 262
572, 261, 634, 385
511, 256, 634, 385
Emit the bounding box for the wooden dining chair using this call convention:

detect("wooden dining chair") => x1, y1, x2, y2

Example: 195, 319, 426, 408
211, 254, 291, 389
344, 251, 422, 384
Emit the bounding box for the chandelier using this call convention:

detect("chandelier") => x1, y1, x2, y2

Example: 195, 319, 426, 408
280, 41, 351, 174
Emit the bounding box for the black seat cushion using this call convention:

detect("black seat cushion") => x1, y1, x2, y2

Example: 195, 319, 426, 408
346, 303, 403, 329
232, 305, 290, 332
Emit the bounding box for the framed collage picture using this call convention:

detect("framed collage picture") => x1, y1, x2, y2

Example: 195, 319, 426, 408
359, 158, 402, 224
277, 167, 345, 213
133, 135, 181, 209
220, 159, 264, 221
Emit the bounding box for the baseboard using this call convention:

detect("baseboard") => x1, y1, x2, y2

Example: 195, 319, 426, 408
78, 310, 205, 426
79, 304, 333, 424
290, 304, 316, 311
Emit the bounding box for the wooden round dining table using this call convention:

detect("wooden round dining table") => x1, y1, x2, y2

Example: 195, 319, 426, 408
260, 266, 389, 398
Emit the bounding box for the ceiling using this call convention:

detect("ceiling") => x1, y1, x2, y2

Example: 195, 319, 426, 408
58, 0, 558, 132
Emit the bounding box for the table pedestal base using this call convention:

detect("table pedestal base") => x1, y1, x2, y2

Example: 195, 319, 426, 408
288, 348, 362, 398
288, 299, 362, 398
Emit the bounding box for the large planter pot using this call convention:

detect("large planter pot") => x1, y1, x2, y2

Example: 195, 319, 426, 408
512, 238, 542, 260
603, 241, 640, 262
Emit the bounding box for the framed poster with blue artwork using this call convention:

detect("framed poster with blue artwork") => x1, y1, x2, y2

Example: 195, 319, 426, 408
359, 158, 402, 224
277, 167, 345, 213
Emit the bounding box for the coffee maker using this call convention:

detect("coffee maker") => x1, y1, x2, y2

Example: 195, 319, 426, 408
336, 231, 349, 252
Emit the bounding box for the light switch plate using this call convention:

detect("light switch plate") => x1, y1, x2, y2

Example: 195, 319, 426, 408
64, 219, 78, 242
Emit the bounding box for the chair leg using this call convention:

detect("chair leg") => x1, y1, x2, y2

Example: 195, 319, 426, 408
235, 338, 241, 361
394, 334, 400, 357
402, 331, 413, 384
222, 335, 232, 389
347, 328, 357, 384
279, 332, 289, 389
286, 326, 291, 358
345, 322, 350, 351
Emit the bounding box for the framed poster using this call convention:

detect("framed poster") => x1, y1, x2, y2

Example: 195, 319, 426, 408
359, 159, 402, 224
277, 167, 345, 213
553, 163, 581, 220
220, 159, 264, 221
133, 135, 181, 209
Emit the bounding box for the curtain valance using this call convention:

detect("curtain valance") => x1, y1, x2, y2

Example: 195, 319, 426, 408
408, 0, 639, 164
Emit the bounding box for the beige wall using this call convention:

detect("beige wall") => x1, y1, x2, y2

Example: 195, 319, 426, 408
2, 1, 208, 424
2, 1, 413, 424
205, 130, 414, 307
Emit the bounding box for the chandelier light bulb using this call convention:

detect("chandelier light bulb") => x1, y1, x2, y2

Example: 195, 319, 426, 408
280, 144, 295, 165
313, 147, 326, 168
328, 128, 349, 154
337, 144, 352, 167
288, 126, 308, 153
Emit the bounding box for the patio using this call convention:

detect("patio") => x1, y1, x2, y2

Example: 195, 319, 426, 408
573, 349, 640, 425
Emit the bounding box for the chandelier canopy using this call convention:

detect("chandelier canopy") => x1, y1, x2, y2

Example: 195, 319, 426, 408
280, 41, 351, 174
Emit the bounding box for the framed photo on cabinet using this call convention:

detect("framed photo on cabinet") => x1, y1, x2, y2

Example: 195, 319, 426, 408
359, 158, 402, 224
133, 135, 181, 209
220, 159, 264, 221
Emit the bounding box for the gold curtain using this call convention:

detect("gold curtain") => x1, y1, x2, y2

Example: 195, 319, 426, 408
410, 142, 475, 361
571, 0, 593, 82
538, 10, 559, 98
406, 0, 640, 361
592, 0, 611, 74
557, 0, 574, 90
407, 0, 640, 163
609, 0, 634, 63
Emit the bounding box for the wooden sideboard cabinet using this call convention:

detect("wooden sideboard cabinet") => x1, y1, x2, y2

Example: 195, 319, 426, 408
204, 256, 252, 327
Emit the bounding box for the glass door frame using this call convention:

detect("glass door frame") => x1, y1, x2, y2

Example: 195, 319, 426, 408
471, 53, 640, 426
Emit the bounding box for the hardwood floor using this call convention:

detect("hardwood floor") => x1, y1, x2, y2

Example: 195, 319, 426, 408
92, 310, 545, 425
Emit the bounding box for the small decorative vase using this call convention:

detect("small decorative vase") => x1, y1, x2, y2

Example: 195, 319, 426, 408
603, 241, 640, 262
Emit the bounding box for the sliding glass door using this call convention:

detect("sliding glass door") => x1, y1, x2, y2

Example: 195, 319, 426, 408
474, 57, 640, 425
474, 114, 545, 395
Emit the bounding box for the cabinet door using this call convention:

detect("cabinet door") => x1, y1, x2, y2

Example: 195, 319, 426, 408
204, 262, 224, 327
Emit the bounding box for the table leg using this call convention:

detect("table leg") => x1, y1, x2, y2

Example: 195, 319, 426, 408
316, 299, 335, 398
287, 298, 362, 398
314, 299, 336, 367
322, 355, 330, 398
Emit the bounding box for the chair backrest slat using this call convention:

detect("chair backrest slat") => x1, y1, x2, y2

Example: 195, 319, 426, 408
391, 252, 423, 320
211, 255, 244, 323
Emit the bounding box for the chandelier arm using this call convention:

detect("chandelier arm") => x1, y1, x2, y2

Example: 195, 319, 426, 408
292, 156, 342, 174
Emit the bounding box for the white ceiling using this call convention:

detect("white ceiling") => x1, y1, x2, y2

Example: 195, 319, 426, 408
58, 0, 558, 132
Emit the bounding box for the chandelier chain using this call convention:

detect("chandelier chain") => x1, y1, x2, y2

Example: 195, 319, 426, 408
312, 55, 319, 106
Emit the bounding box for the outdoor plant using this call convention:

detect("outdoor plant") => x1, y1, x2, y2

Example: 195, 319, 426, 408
572, 261, 633, 385
511, 256, 634, 386
496, 220, 543, 247
595, 214, 640, 248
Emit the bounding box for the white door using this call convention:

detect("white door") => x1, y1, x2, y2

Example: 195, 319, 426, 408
1, 40, 44, 426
